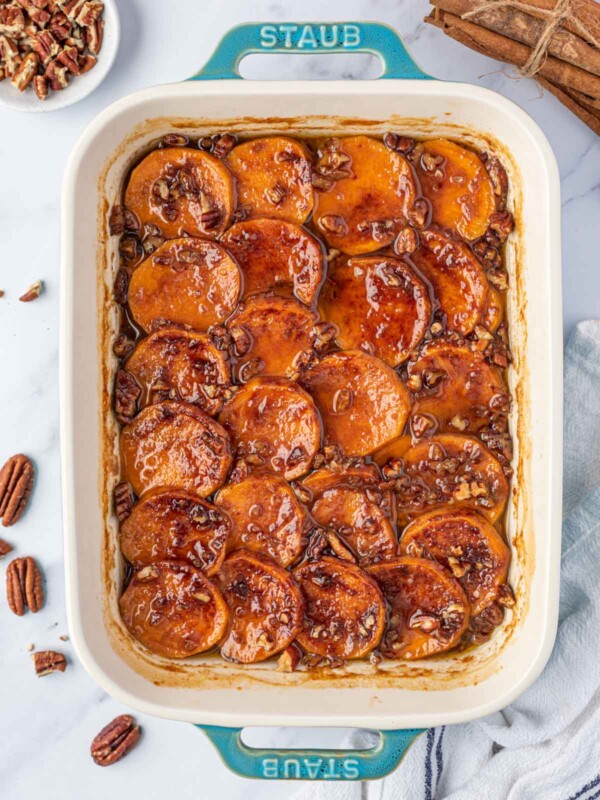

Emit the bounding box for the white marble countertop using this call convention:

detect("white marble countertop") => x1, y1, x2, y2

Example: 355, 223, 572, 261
0, 1, 598, 797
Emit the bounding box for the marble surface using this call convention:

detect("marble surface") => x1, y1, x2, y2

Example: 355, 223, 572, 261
0, 0, 598, 798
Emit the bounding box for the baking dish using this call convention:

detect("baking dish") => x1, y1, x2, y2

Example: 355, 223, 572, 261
60, 22, 563, 780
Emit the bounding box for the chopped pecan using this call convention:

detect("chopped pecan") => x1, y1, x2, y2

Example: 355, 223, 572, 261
486, 157, 509, 209
46, 56, 69, 89
77, 52, 95, 72
407, 198, 430, 230
0, 538, 13, 558
33, 74, 48, 99
113, 268, 129, 304
325, 529, 356, 563
32, 650, 67, 676
0, 454, 35, 526
49, 10, 72, 41
383, 132, 415, 154
276, 644, 302, 673
113, 481, 134, 522
212, 132, 236, 158
91, 715, 142, 767
109, 204, 139, 235
19, 279, 43, 302
319, 214, 347, 236
0, 35, 21, 75
57, 43, 80, 73
488, 210, 514, 242
162, 132, 189, 147
0, 6, 25, 37
73, 0, 103, 27
311, 171, 334, 192
30, 29, 59, 64
11, 51, 38, 90
6, 556, 44, 615
394, 226, 418, 255
114, 369, 140, 424
112, 333, 135, 359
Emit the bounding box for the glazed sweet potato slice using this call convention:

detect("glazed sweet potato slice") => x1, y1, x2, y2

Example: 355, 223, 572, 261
215, 473, 308, 567
311, 487, 397, 565
127, 238, 241, 333
119, 561, 229, 658
220, 218, 324, 305
400, 508, 510, 615
218, 377, 321, 480
294, 556, 386, 659
119, 488, 231, 575
410, 229, 489, 335
375, 434, 509, 524
414, 139, 496, 241
407, 338, 507, 434
124, 147, 234, 238
303, 463, 394, 521
125, 327, 231, 416
226, 137, 314, 224
120, 401, 232, 498
218, 550, 304, 663
366, 556, 470, 659
300, 350, 411, 456
319, 255, 431, 366
313, 136, 417, 255
226, 292, 318, 381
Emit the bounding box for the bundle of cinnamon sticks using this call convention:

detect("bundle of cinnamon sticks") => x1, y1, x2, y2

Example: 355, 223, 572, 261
425, 0, 600, 136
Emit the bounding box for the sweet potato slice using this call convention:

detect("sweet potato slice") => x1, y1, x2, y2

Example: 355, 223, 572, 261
119, 488, 231, 575
294, 556, 386, 659
407, 338, 507, 434
226, 137, 314, 224
125, 327, 231, 416
313, 136, 417, 255
124, 147, 235, 239
319, 255, 431, 366
400, 508, 510, 615
215, 473, 308, 567
303, 464, 395, 521
366, 556, 470, 659
127, 238, 241, 333
120, 401, 232, 498
414, 139, 496, 241
311, 487, 397, 565
218, 549, 304, 663
227, 292, 318, 381
218, 377, 321, 480
410, 229, 489, 335
374, 434, 509, 524
300, 350, 411, 456
119, 561, 229, 658
220, 217, 324, 305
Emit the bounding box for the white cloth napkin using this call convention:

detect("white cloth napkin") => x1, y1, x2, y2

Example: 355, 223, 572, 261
296, 320, 600, 800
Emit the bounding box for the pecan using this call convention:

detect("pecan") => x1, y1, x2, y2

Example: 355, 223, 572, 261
0, 6, 25, 37
114, 369, 140, 424
113, 481, 134, 522
407, 198, 430, 230
0, 538, 13, 557
325, 529, 356, 563
73, 0, 103, 26
487, 268, 509, 291
33, 74, 48, 99
212, 132, 236, 158
77, 53, 96, 73
162, 133, 189, 147
109, 205, 139, 235
394, 226, 418, 255
276, 644, 301, 673
57, 43, 80, 73
332, 388, 353, 414
113, 268, 129, 304
265, 182, 286, 205
229, 325, 251, 356
290, 480, 311, 504
49, 10, 72, 41
30, 30, 59, 64
319, 214, 347, 236
118, 236, 138, 261
312, 321, 336, 353
112, 333, 135, 359
11, 51, 38, 90
383, 132, 415, 154
486, 157, 508, 209
91, 715, 141, 767
0, 35, 21, 75
311, 171, 334, 191
0, 454, 35, 526
488, 210, 514, 242
197, 136, 213, 152
19, 280, 43, 302
200, 208, 221, 230
6, 556, 44, 615
46, 57, 69, 89
306, 527, 328, 560
411, 414, 434, 438
32, 650, 67, 676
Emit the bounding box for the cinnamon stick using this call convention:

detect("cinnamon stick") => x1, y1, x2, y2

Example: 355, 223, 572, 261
430, 0, 600, 77
425, 9, 600, 99
538, 76, 600, 134
523, 0, 600, 47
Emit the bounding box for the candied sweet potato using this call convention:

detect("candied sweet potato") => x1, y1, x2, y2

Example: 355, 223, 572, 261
410, 229, 489, 335
303, 463, 394, 521
218, 377, 321, 480
124, 148, 235, 238
407, 338, 507, 434
220, 217, 324, 305
218, 549, 304, 663
127, 238, 241, 333
119, 488, 231, 575
313, 136, 417, 255
215, 473, 308, 567
120, 401, 232, 498
367, 556, 470, 659
300, 350, 411, 456
414, 139, 496, 241
319, 255, 431, 366
226, 137, 314, 224
119, 561, 229, 658
125, 327, 231, 416
294, 556, 386, 659
400, 508, 510, 615
226, 292, 318, 381
375, 434, 509, 524
311, 487, 397, 565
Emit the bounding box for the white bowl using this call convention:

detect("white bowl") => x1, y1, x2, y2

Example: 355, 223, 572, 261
0, 0, 119, 113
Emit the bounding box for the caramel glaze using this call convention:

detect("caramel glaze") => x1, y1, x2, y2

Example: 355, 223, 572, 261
112, 132, 515, 667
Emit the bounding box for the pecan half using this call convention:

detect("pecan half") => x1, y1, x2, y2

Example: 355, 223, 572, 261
0, 454, 35, 526
0, 538, 13, 558
32, 650, 67, 676
6, 556, 44, 615
10, 50, 37, 90
19, 280, 43, 302
91, 715, 141, 767
113, 481, 134, 522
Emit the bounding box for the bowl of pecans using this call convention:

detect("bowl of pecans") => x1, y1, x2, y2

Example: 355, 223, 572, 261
0, 0, 119, 112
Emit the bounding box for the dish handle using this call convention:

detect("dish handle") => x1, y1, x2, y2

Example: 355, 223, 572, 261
190, 22, 431, 81
196, 725, 424, 781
